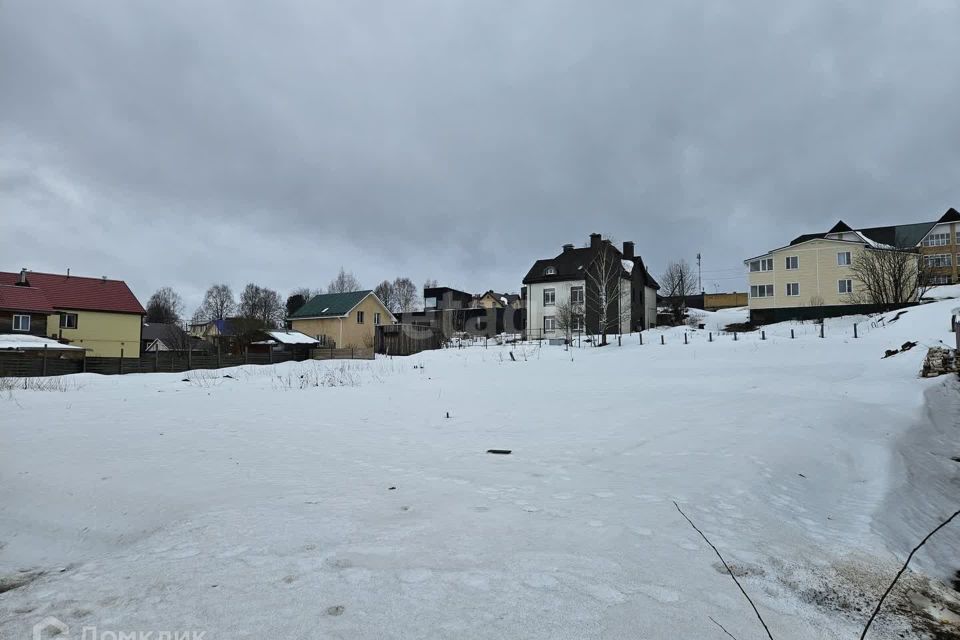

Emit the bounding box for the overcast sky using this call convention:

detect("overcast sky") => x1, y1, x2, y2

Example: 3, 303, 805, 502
3, 1, 959, 311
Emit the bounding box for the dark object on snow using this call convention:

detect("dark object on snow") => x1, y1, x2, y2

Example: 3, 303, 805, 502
509, 351, 516, 361
950, 457, 960, 463
388, 486, 396, 490
445, 411, 450, 419
798, 473, 806, 478
887, 310, 908, 324
883, 349, 899, 359
486, 449, 512, 455
181, 378, 190, 382
223, 374, 234, 379
901, 341, 917, 351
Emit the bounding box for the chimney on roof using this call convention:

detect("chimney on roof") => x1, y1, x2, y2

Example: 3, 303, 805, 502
562, 243, 574, 252
16, 268, 28, 286
622, 241, 634, 259
102, 276, 107, 283
589, 233, 601, 249
66, 268, 70, 277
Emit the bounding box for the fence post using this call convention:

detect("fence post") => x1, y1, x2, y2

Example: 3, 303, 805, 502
761, 330, 766, 340
217, 342, 221, 369
188, 346, 193, 370
661, 335, 665, 345
791, 329, 794, 339
734, 332, 738, 341
820, 323, 824, 339
352, 347, 355, 359
155, 348, 160, 372
618, 334, 622, 346
853, 323, 858, 339
269, 348, 273, 364
42, 344, 48, 376
639, 332, 643, 345
244, 346, 248, 364
684, 332, 688, 345
119, 348, 124, 375
709, 332, 712, 342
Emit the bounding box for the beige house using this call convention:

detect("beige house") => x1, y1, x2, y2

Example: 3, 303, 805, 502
743, 213, 954, 323
288, 290, 395, 348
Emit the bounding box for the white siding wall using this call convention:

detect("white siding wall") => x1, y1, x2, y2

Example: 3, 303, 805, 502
527, 280, 584, 335
644, 285, 657, 329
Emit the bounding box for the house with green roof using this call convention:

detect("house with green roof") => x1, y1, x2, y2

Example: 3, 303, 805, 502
288, 290, 395, 349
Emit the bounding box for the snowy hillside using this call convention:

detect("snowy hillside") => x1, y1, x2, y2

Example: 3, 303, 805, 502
2, 296, 960, 639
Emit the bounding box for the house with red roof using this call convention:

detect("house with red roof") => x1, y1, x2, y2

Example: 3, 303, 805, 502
0, 269, 146, 357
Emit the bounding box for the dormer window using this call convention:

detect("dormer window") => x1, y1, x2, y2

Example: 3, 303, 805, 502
544, 266, 557, 276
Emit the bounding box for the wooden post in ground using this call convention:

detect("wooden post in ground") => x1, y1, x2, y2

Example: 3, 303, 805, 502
188, 346, 193, 370
661, 335, 665, 345
217, 342, 222, 369
734, 332, 738, 341
761, 330, 766, 340
820, 323, 824, 339
42, 344, 48, 376
791, 329, 794, 339
269, 348, 273, 364
244, 346, 248, 364
639, 332, 643, 345
120, 348, 124, 374
684, 333, 688, 345
854, 323, 858, 339
709, 332, 712, 342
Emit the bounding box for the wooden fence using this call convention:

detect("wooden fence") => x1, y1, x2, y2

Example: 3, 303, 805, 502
310, 347, 375, 360
375, 324, 444, 356
0, 349, 311, 378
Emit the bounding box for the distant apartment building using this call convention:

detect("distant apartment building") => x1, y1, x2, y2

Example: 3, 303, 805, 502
744, 208, 959, 323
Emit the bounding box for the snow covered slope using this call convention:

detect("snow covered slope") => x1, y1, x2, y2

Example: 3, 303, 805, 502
1, 296, 959, 639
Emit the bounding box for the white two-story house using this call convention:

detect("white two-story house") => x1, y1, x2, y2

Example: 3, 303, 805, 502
522, 233, 659, 338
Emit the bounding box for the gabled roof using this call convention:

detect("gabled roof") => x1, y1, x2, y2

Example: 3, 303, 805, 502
523, 247, 597, 284
290, 290, 375, 319
828, 220, 853, 233
0, 285, 55, 313
0, 271, 145, 315
141, 322, 186, 342
938, 207, 960, 223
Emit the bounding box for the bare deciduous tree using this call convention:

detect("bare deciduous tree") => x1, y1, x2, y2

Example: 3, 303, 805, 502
393, 277, 419, 312
849, 247, 926, 305
553, 298, 584, 341
146, 287, 184, 324
423, 278, 438, 289
327, 268, 361, 294
585, 243, 629, 345
374, 280, 398, 312
660, 260, 698, 323
194, 284, 236, 323
238, 283, 284, 330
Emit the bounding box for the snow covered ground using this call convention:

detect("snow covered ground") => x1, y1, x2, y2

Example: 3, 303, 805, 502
2, 296, 960, 639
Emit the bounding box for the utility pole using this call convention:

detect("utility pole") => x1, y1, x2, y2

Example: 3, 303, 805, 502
696, 253, 702, 293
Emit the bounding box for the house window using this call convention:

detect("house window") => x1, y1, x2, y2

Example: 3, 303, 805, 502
785, 256, 799, 270
356, 311, 365, 324
572, 315, 584, 332
12, 314, 30, 332
837, 252, 852, 266
749, 284, 774, 298
785, 283, 800, 297
838, 279, 853, 294
543, 288, 556, 306
930, 275, 951, 285
424, 296, 437, 309
544, 316, 557, 331
924, 254, 953, 268
749, 258, 774, 272
922, 232, 950, 247
59, 312, 78, 329
544, 266, 557, 276
570, 286, 584, 304
374, 312, 381, 325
